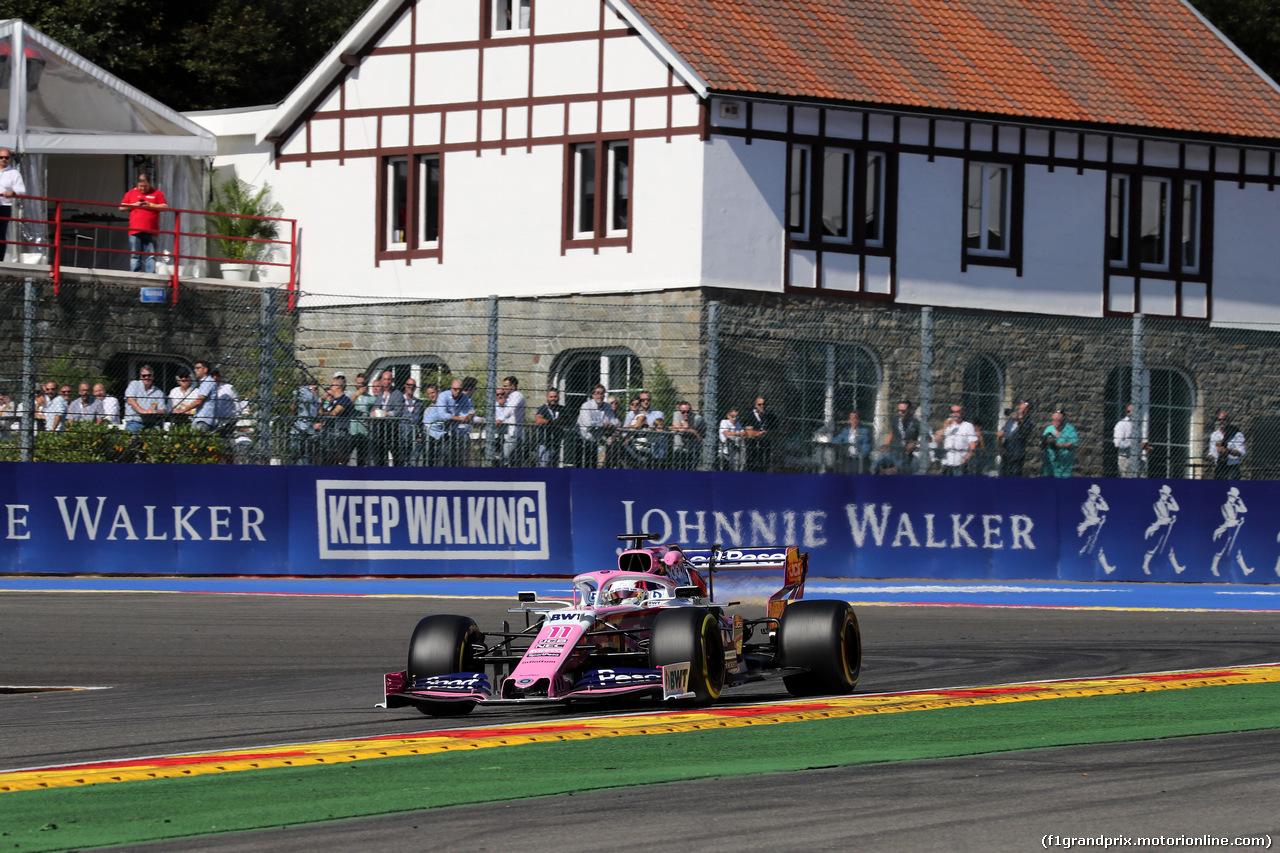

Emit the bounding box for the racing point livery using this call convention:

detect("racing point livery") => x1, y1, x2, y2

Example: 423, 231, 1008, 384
381, 534, 861, 715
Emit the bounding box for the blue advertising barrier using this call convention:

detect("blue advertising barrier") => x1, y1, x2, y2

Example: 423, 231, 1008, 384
0, 462, 1276, 584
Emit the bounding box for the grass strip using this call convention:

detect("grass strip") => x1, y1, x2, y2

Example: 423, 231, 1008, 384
5, 681, 1280, 852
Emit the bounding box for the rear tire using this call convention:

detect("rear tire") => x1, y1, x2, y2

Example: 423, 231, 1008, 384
778, 599, 861, 696
649, 607, 726, 704
407, 614, 483, 716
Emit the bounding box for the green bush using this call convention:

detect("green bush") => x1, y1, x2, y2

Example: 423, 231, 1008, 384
0, 423, 230, 464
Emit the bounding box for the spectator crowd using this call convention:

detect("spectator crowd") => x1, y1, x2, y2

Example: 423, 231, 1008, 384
1, 368, 1248, 479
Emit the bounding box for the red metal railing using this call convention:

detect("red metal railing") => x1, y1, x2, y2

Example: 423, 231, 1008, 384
4, 195, 298, 308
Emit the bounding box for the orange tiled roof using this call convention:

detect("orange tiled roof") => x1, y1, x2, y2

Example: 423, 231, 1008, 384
627, 0, 1280, 141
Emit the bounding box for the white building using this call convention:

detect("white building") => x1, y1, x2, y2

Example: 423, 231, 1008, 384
191, 0, 1280, 326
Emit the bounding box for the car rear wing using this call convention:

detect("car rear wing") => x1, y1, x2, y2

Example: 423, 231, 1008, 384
683, 546, 808, 618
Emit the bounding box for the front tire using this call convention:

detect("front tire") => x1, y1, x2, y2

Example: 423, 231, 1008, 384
778, 599, 861, 696
407, 614, 483, 716
649, 607, 726, 704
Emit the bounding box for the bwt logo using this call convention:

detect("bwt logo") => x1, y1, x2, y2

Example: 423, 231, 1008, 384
316, 480, 548, 560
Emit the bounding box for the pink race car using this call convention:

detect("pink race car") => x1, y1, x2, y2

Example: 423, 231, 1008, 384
381, 533, 861, 715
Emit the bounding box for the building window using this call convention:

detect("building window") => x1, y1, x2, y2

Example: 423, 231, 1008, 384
385, 156, 408, 249
380, 153, 442, 259
369, 358, 451, 393
1107, 173, 1205, 277
493, 0, 531, 33
964, 162, 1014, 258
788, 145, 888, 250
1106, 366, 1194, 478
961, 355, 1002, 471
552, 348, 642, 420
567, 140, 630, 247
788, 342, 880, 438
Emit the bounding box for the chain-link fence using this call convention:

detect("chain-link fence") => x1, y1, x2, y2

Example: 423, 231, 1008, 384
3, 275, 1278, 478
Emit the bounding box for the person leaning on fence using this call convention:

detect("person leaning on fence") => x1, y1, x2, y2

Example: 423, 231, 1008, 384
935, 404, 979, 475
1041, 409, 1079, 478
719, 408, 746, 471
422, 382, 450, 466
65, 383, 104, 425
576, 384, 616, 467
119, 173, 169, 274
189, 361, 219, 432
879, 400, 921, 474
367, 370, 406, 466
1207, 410, 1246, 479
998, 400, 1034, 476
315, 378, 352, 465
94, 383, 121, 426
534, 388, 568, 468
347, 374, 375, 465
45, 385, 72, 432
124, 367, 167, 433
669, 401, 707, 471
0, 148, 26, 259
832, 410, 873, 474
33, 380, 57, 432
1112, 403, 1148, 478
493, 385, 525, 466
399, 378, 423, 466
291, 380, 321, 464
743, 396, 777, 472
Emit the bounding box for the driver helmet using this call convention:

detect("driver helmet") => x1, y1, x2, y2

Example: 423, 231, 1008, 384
606, 579, 647, 605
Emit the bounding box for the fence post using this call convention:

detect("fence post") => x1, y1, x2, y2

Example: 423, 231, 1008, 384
257, 288, 278, 463
19, 278, 35, 462
918, 306, 933, 475
484, 295, 499, 467
700, 300, 720, 472
1131, 313, 1147, 478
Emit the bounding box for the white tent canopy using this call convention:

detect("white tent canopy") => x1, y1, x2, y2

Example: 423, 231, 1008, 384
0, 19, 215, 156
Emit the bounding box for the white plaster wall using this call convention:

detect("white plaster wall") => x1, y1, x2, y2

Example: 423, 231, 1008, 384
482, 45, 532, 101
415, 50, 480, 105
345, 55, 412, 111
699, 136, 785, 291
532, 41, 600, 97
265, 134, 707, 303
418, 0, 480, 44
536, 0, 601, 34
603, 36, 670, 91
1210, 180, 1280, 326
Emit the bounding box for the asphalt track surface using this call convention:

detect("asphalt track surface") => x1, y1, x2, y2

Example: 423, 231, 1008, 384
4, 591, 1280, 851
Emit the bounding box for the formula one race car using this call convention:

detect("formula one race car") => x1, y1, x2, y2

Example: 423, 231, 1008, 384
381, 533, 861, 716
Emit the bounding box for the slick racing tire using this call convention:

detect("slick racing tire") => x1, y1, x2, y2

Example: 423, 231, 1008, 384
407, 614, 484, 716
778, 599, 861, 697
649, 607, 726, 705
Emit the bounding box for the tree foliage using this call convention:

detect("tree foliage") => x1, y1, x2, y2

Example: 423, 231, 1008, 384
1191, 0, 1280, 84
4, 0, 1280, 111
0, 0, 371, 110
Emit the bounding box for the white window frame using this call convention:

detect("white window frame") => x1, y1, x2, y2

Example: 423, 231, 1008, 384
821, 148, 854, 244
571, 142, 598, 239
1108, 173, 1129, 268
788, 145, 811, 239
606, 141, 630, 238
864, 152, 886, 248
492, 0, 530, 34
417, 153, 441, 249
385, 156, 408, 250
1138, 176, 1171, 271
1180, 180, 1201, 274
965, 162, 1011, 257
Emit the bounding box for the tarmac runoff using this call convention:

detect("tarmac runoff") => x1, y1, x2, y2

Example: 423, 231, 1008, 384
1, 575, 1278, 610
4, 662, 1278, 793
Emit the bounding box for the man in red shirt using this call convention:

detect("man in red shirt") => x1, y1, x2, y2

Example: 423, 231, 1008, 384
118, 173, 168, 272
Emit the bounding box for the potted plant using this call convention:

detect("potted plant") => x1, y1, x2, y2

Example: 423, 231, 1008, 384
208, 177, 284, 281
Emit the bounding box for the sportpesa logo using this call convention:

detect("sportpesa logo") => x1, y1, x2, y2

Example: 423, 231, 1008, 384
316, 480, 548, 560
